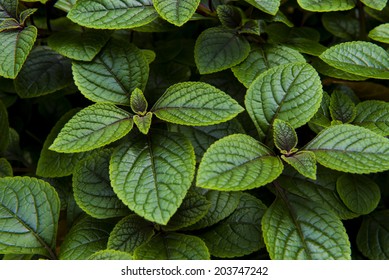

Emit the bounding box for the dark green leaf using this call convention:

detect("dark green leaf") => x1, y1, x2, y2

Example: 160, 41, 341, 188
130, 88, 148, 115
329, 90, 356, 123
0, 99, 9, 152
244, 0, 281, 15
273, 119, 298, 154
282, 151, 317, 180
0, 158, 12, 177
217, 4, 244, 29
353, 101, 389, 136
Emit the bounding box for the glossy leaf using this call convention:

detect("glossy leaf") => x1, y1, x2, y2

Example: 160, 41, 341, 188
353, 101, 389, 136
110, 131, 195, 225
297, 0, 355, 11
305, 124, 389, 174
152, 82, 244, 126
360, 0, 387, 10
0, 99, 9, 152
197, 134, 283, 191
153, 0, 200, 26
133, 233, 210, 260
319, 41, 389, 79
369, 23, 389, 44
329, 90, 356, 123
194, 27, 250, 74
244, 0, 281, 15
262, 194, 351, 259
246, 63, 323, 140
49, 103, 133, 153
89, 249, 133, 260
133, 113, 152, 135
67, 0, 158, 29
0, 177, 60, 257
0, 158, 12, 177
273, 119, 298, 154
282, 151, 317, 180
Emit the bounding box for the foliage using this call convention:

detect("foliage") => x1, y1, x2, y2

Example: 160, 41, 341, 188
0, 0, 389, 260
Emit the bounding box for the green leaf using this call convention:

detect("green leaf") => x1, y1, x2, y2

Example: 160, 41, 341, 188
0, 158, 12, 177
244, 0, 281, 15
67, 0, 158, 29
0, 99, 9, 152
361, 0, 387, 10
59, 215, 115, 260
322, 12, 359, 40
110, 131, 195, 225
336, 174, 380, 215
312, 58, 367, 81
0, 177, 60, 257
282, 151, 317, 180
0, 18, 20, 31
54, 0, 76, 13
194, 27, 250, 74
152, 82, 244, 126
217, 4, 244, 29
305, 124, 389, 174
14, 46, 72, 98
88, 249, 133, 260
284, 38, 327, 56
130, 88, 148, 115
73, 149, 130, 219
133, 233, 210, 260
273, 119, 298, 154
200, 193, 267, 258
353, 101, 389, 136
368, 23, 389, 44
72, 39, 149, 105
0, 26, 37, 79
245, 63, 323, 140
133, 112, 153, 135
319, 41, 389, 79
329, 90, 356, 123
197, 134, 283, 191
107, 214, 155, 254
153, 0, 200, 26
357, 210, 389, 260
262, 194, 351, 259
19, 8, 37, 25
297, 0, 356, 12
36, 109, 90, 177
232, 45, 306, 88
365, 4, 389, 21
48, 29, 111, 61
49, 103, 133, 153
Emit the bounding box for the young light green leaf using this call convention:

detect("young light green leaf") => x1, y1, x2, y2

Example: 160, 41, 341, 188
244, 0, 281, 15
194, 27, 250, 74
89, 249, 133, 260
319, 41, 389, 79
59, 215, 115, 260
329, 90, 356, 123
133, 233, 210, 260
0, 26, 37, 79
281, 151, 317, 180
232, 45, 306, 88
48, 29, 111, 61
217, 4, 244, 29
297, 0, 355, 11
305, 124, 389, 174
368, 23, 389, 44
110, 131, 195, 225
336, 174, 380, 215
67, 0, 158, 29
72, 39, 149, 105
133, 113, 152, 135
0, 177, 60, 258
357, 210, 389, 260
130, 88, 148, 115
0, 158, 12, 177
245, 63, 323, 140
262, 194, 351, 259
200, 193, 267, 258
73, 149, 130, 219
107, 214, 155, 254
321, 12, 359, 40
0, 99, 9, 152
273, 119, 298, 154
353, 101, 389, 136
152, 82, 244, 126
153, 0, 200, 26
50, 103, 133, 153
360, 0, 387, 10
14, 46, 72, 98
197, 134, 283, 191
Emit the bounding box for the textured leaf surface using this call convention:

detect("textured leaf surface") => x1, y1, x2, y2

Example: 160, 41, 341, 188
0, 158, 12, 177
197, 134, 283, 191
322, 12, 359, 40
153, 0, 200, 26
262, 194, 351, 259
329, 90, 356, 123
89, 249, 133, 260
246, 63, 323, 139
72, 39, 149, 105
48, 29, 111, 61
244, 0, 281, 15
0, 99, 9, 152
108, 214, 155, 254
312, 58, 367, 81
73, 149, 130, 219
282, 151, 317, 180
59, 216, 115, 260
195, 27, 250, 74
152, 82, 244, 126
353, 101, 389, 136
200, 193, 266, 258
319, 41, 389, 79
357, 210, 389, 260
130, 88, 148, 114
217, 4, 244, 29
133, 113, 152, 135
0, 177, 59, 256
67, 0, 158, 29
110, 131, 195, 225
305, 124, 389, 174
50, 103, 133, 153
14, 46, 72, 98
0, 26, 37, 78
361, 0, 387, 10
273, 119, 297, 153
336, 174, 380, 215
369, 23, 389, 43
297, 0, 355, 11
134, 233, 210, 260
0, 0, 17, 21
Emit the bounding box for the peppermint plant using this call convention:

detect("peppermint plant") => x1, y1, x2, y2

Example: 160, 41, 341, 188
0, 0, 389, 260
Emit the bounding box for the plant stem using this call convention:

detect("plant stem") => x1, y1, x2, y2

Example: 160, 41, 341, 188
357, 1, 367, 40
